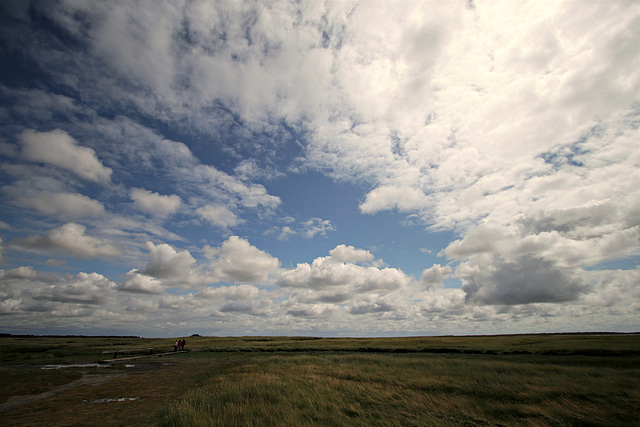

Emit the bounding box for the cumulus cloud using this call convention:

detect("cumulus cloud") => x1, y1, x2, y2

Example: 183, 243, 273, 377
360, 186, 431, 215
1, 163, 106, 221
419, 289, 466, 318
329, 244, 374, 264
136, 237, 280, 289
3, 187, 105, 220
44, 272, 117, 305
2, 266, 39, 280
130, 188, 181, 216
141, 241, 197, 281
420, 264, 452, 290
286, 303, 339, 319
197, 284, 260, 300
14, 223, 120, 259
196, 204, 242, 229
0, 1, 638, 336
442, 227, 506, 259
119, 269, 165, 294
350, 298, 395, 315
0, 268, 120, 323
443, 213, 639, 305
277, 245, 410, 298
459, 256, 588, 305
219, 301, 268, 317
20, 129, 112, 183
204, 236, 280, 283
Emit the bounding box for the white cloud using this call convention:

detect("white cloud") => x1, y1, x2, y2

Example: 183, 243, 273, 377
350, 298, 395, 315
3, 266, 38, 279
20, 129, 112, 183
204, 236, 280, 284
193, 164, 281, 211
277, 245, 410, 296
277, 226, 296, 241
0, 268, 121, 324
135, 237, 280, 289
120, 269, 165, 295
419, 289, 466, 318
420, 264, 452, 290
3, 187, 105, 220
442, 209, 640, 305
285, 303, 340, 319
130, 188, 181, 216
328, 244, 374, 264
0, 1, 638, 336
46, 272, 117, 305
197, 284, 260, 301
442, 226, 506, 259
218, 301, 270, 317
301, 218, 335, 238
141, 241, 197, 281
267, 218, 337, 241
196, 204, 242, 229
360, 186, 431, 215
14, 223, 120, 259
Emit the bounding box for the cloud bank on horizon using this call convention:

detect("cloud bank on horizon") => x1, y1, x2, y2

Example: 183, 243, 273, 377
0, 0, 638, 337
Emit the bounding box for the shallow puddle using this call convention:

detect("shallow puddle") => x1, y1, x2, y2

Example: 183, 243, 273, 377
84, 397, 140, 404
40, 363, 136, 369
41, 363, 111, 369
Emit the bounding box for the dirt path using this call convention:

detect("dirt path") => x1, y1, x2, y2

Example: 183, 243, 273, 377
0, 372, 128, 413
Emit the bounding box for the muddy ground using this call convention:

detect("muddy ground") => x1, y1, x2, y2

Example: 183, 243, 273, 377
0, 354, 225, 425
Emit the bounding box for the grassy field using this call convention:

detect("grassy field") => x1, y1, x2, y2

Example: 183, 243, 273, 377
1, 334, 638, 426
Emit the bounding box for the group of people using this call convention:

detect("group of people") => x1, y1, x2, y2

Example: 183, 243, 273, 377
173, 338, 186, 352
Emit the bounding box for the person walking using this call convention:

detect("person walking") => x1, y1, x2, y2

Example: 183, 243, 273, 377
181, 338, 186, 352
174, 340, 178, 352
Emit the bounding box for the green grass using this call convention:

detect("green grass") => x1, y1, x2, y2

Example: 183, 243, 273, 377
160, 352, 640, 426
192, 333, 640, 356
0, 367, 82, 404
1, 334, 639, 425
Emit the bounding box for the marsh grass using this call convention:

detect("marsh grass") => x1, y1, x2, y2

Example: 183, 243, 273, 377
0, 367, 82, 403
162, 353, 640, 426
0, 336, 189, 365
2, 334, 638, 425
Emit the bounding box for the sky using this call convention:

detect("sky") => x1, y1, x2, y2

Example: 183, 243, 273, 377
0, 0, 638, 338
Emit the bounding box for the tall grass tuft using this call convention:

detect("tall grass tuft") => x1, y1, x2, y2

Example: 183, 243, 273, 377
161, 353, 640, 426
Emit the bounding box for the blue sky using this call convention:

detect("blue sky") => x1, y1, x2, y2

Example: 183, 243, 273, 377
0, 0, 638, 337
